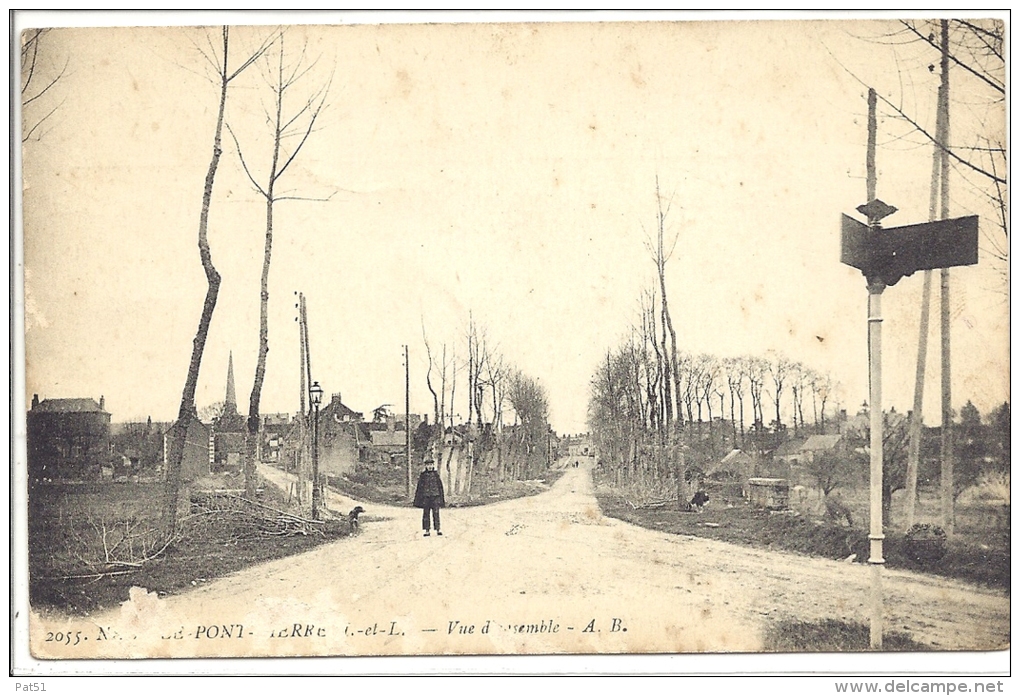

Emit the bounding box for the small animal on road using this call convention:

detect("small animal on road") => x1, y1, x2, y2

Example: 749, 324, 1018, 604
688, 491, 710, 512
348, 506, 365, 534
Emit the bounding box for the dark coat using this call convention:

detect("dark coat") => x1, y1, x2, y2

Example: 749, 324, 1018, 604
413, 469, 445, 508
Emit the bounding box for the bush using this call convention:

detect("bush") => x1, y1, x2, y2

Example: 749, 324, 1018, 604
904, 523, 948, 566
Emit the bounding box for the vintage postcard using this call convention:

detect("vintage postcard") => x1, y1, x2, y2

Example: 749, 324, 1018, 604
13, 12, 1009, 673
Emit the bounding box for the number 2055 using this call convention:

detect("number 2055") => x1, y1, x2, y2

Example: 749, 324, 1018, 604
45, 630, 82, 646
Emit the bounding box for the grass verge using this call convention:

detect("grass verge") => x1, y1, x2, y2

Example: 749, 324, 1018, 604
595, 490, 1009, 591
763, 618, 932, 652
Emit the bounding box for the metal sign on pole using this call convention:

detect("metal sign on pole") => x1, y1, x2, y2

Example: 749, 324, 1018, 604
839, 88, 978, 649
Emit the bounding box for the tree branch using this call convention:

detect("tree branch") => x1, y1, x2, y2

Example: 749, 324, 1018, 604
227, 28, 282, 83
900, 20, 1004, 95
275, 191, 336, 203
874, 88, 1007, 185
274, 78, 331, 181
226, 123, 269, 199
22, 98, 63, 143
955, 20, 1003, 62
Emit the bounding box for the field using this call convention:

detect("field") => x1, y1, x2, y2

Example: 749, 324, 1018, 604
595, 481, 1010, 591
27, 476, 352, 615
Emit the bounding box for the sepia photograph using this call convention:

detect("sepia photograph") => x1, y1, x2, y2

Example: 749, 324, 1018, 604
12, 10, 1009, 677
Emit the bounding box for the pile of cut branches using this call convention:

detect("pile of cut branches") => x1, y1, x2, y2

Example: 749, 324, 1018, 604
189, 491, 326, 538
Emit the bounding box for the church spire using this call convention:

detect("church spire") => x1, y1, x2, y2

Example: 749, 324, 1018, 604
225, 351, 237, 412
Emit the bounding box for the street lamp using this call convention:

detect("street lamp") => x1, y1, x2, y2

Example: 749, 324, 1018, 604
309, 381, 323, 520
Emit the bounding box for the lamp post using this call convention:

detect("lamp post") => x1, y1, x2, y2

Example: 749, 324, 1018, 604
309, 380, 323, 520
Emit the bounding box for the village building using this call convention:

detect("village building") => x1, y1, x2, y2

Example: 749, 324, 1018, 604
708, 448, 755, 482
315, 393, 365, 476
212, 352, 247, 472
27, 394, 111, 481
566, 438, 594, 459
162, 415, 212, 482
260, 412, 293, 464
277, 393, 364, 477
110, 417, 170, 479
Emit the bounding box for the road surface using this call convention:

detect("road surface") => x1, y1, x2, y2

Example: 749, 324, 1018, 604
30, 459, 1009, 658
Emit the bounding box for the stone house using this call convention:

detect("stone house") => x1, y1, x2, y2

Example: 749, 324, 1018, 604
27, 395, 111, 481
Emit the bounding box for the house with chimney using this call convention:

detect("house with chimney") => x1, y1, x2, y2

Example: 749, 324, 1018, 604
27, 394, 111, 481
277, 393, 365, 477
315, 393, 365, 476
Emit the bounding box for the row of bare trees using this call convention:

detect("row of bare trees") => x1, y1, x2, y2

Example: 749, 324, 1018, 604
589, 179, 841, 497
588, 332, 839, 477
607, 340, 838, 442
421, 315, 551, 494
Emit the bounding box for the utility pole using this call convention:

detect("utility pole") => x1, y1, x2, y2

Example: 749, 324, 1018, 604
405, 344, 411, 499
301, 294, 314, 511
310, 381, 323, 520
904, 81, 945, 531
937, 19, 955, 538
296, 292, 307, 417
294, 291, 307, 503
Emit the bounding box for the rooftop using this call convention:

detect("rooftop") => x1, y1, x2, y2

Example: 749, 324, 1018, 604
32, 398, 107, 414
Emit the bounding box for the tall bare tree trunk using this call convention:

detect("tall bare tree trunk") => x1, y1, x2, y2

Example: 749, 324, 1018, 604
163, 29, 231, 538
245, 177, 275, 497
243, 54, 282, 498
231, 37, 329, 499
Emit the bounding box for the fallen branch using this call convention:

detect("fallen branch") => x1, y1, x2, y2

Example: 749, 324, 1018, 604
40, 569, 141, 581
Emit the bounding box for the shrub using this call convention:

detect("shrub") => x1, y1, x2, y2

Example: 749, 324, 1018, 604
904, 523, 948, 565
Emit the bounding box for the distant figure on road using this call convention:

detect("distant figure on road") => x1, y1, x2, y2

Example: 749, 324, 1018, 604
414, 456, 445, 537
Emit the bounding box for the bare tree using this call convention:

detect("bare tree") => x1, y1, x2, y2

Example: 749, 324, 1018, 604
640, 288, 662, 433
746, 356, 767, 428
482, 349, 507, 481
725, 357, 747, 446
789, 361, 808, 436
807, 365, 832, 430
20, 28, 68, 142
644, 177, 682, 432
229, 35, 332, 497
679, 352, 697, 425
162, 27, 275, 537
506, 368, 550, 480
443, 345, 458, 493
461, 316, 491, 494
421, 321, 441, 444
766, 352, 791, 431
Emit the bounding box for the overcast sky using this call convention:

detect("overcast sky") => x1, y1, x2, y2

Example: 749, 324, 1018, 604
18, 12, 1009, 434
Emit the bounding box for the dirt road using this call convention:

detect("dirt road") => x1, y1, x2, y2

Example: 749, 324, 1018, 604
31, 460, 1009, 658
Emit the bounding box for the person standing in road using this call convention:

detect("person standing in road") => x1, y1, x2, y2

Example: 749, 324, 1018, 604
413, 456, 445, 537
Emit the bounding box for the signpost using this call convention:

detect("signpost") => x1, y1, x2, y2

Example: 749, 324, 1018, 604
840, 89, 978, 649
841, 213, 979, 287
